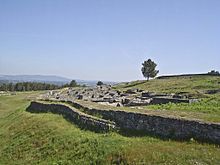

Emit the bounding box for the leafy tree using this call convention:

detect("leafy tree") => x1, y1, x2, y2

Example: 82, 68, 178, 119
69, 80, 77, 87
0, 82, 61, 91
208, 70, 220, 75
0, 80, 87, 92
141, 59, 159, 80
97, 81, 104, 86
8, 83, 14, 91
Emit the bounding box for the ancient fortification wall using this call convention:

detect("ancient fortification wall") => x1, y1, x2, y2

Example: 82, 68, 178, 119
157, 73, 220, 79
27, 100, 220, 144
27, 101, 116, 132
66, 100, 220, 144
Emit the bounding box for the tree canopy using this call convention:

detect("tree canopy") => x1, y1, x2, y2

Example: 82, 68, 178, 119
208, 70, 220, 75
97, 81, 104, 86
0, 80, 83, 92
141, 59, 159, 80
69, 80, 77, 87
0, 82, 60, 91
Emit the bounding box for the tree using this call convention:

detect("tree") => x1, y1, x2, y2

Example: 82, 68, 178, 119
69, 80, 77, 87
0, 82, 61, 91
208, 70, 220, 75
141, 59, 159, 80
97, 81, 104, 86
8, 83, 14, 91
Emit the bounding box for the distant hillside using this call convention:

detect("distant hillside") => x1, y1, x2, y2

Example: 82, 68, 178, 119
76, 80, 118, 87
0, 75, 118, 86
0, 75, 71, 85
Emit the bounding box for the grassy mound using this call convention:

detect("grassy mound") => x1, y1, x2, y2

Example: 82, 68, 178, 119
114, 75, 220, 96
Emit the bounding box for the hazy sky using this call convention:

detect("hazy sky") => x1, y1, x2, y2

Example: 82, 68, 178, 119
0, 0, 220, 81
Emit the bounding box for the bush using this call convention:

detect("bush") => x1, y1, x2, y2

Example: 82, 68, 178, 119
97, 81, 104, 86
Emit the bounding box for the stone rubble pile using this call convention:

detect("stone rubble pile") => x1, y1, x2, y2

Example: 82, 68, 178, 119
42, 85, 199, 107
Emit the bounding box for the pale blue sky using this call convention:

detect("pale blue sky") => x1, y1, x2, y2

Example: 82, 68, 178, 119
0, 0, 219, 81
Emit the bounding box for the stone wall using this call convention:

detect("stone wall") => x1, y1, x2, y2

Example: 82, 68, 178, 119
27, 101, 116, 132
157, 73, 220, 79
28, 100, 220, 144
150, 97, 190, 104
65, 100, 220, 144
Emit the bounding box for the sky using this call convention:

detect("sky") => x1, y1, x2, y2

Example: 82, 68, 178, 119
0, 0, 220, 81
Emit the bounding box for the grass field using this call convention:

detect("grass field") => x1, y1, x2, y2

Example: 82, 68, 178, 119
0, 92, 220, 164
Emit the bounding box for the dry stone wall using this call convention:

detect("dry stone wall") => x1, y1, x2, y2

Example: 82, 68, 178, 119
27, 101, 116, 132
157, 73, 220, 79
65, 100, 220, 144
28, 100, 220, 144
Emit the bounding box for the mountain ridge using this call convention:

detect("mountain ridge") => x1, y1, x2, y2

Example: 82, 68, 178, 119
0, 75, 118, 86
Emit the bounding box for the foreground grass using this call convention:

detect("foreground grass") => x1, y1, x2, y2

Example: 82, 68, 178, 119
0, 92, 220, 164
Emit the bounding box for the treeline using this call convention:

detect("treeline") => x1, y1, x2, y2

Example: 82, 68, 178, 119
0, 80, 83, 91
0, 82, 60, 91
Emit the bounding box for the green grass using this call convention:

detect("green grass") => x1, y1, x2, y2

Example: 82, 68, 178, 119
114, 75, 220, 97
0, 92, 220, 164
143, 96, 220, 123
147, 96, 220, 113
